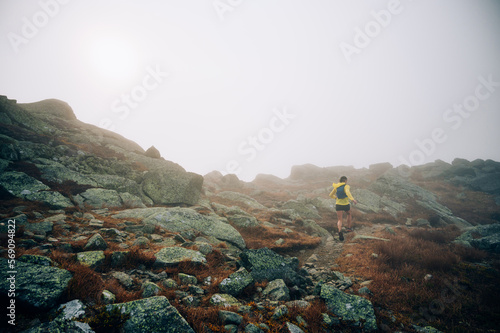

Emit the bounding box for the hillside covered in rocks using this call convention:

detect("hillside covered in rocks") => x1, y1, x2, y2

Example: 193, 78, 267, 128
1, 95, 499, 332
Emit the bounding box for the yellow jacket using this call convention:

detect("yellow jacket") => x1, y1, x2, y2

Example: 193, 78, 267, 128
329, 182, 355, 205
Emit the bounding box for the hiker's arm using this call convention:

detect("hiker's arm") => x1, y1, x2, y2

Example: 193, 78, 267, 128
346, 186, 357, 204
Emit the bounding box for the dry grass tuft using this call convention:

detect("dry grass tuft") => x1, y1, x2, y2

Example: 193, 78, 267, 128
65, 264, 105, 304
235, 224, 321, 253
408, 226, 461, 244
103, 279, 142, 304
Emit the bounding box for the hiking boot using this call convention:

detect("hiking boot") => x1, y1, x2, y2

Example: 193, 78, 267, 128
339, 231, 344, 241
346, 228, 353, 233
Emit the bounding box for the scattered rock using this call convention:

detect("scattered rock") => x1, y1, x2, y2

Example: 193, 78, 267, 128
219, 268, 254, 296
179, 273, 198, 285
112, 271, 134, 289
240, 248, 309, 288
76, 251, 105, 268
142, 282, 161, 298
210, 294, 242, 307
219, 310, 243, 325
262, 279, 290, 301
102, 290, 116, 304
455, 223, 500, 253
84, 233, 108, 250
320, 284, 377, 331
18, 254, 52, 266
286, 322, 305, 333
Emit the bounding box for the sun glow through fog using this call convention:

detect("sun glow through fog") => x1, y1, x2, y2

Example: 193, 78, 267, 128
88, 35, 138, 83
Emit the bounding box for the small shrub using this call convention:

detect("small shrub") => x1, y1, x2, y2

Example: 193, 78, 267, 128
452, 244, 488, 262
66, 264, 105, 303
83, 305, 130, 333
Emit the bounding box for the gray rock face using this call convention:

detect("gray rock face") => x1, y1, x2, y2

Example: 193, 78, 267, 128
0, 96, 205, 210
154, 247, 207, 267
142, 169, 203, 206
219, 268, 254, 296
106, 296, 195, 333
74, 188, 125, 209
320, 284, 377, 331
0, 258, 72, 310
240, 248, 309, 288
76, 251, 105, 268
262, 279, 290, 301
455, 223, 500, 253
18, 255, 53, 266
370, 173, 472, 228
282, 200, 321, 219
84, 233, 108, 251
113, 207, 246, 249
210, 293, 242, 307
215, 191, 266, 210
219, 310, 243, 325
0, 171, 73, 208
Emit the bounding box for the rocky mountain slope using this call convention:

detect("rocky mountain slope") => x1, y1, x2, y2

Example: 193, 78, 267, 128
1, 95, 499, 332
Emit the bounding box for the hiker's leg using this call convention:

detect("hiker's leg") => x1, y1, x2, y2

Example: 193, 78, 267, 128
346, 210, 352, 229
337, 210, 343, 233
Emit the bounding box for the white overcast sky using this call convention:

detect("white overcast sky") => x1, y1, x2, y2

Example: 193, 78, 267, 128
1, 0, 500, 181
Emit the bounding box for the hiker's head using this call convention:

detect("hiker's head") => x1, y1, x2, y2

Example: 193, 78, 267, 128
340, 176, 347, 183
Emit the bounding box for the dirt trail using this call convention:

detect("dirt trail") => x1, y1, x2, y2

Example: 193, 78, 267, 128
298, 223, 386, 269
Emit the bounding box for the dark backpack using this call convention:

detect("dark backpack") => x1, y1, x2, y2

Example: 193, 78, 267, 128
337, 185, 347, 199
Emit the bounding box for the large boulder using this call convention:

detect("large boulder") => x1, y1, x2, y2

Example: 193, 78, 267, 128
320, 284, 377, 331
142, 169, 203, 206
34, 158, 98, 186
74, 188, 125, 209
262, 279, 290, 301
0, 171, 73, 209
113, 207, 246, 249
282, 200, 321, 219
0, 258, 72, 310
215, 191, 266, 210
370, 173, 472, 228
455, 223, 500, 253
106, 296, 195, 333
76, 251, 105, 268
218, 268, 254, 296
154, 247, 207, 267
239, 248, 310, 288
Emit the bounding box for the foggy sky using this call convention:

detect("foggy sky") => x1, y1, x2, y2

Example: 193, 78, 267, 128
1, 0, 500, 181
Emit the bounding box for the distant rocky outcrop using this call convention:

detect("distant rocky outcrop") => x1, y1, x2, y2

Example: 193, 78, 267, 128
0, 95, 203, 208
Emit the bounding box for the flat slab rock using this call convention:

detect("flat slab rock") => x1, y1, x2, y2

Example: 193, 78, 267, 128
107, 296, 195, 333
154, 246, 207, 267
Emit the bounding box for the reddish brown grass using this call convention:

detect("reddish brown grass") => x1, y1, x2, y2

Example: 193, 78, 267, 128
335, 228, 500, 332
65, 264, 105, 304
234, 224, 321, 253
103, 279, 142, 304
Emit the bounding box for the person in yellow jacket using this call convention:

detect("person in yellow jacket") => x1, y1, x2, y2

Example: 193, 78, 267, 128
329, 176, 357, 241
